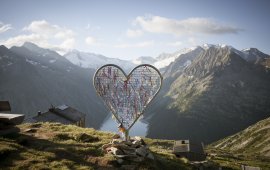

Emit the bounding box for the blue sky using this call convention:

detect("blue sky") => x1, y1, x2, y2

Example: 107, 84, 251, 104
0, 0, 269, 59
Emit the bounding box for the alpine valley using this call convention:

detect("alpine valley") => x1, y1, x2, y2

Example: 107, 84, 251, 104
1, 42, 270, 144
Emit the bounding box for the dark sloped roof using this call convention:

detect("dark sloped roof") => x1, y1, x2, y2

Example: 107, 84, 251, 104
51, 105, 85, 122
33, 111, 73, 124
32, 105, 85, 124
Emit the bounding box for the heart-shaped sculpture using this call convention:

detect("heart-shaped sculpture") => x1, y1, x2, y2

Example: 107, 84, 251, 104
93, 64, 162, 132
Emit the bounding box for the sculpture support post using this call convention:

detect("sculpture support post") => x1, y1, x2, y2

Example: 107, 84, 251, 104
125, 130, 129, 141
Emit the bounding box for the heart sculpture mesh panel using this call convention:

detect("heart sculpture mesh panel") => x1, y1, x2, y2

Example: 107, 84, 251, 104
94, 64, 162, 131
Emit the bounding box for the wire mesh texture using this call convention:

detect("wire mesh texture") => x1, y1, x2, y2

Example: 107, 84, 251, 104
93, 64, 162, 131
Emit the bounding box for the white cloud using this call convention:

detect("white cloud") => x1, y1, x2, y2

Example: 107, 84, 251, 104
85, 36, 97, 45
1, 20, 75, 54
188, 37, 197, 45
126, 29, 143, 38
23, 20, 74, 39
0, 22, 12, 33
60, 38, 75, 49
85, 36, 103, 46
114, 41, 154, 48
167, 41, 183, 47
2, 34, 45, 47
134, 15, 242, 36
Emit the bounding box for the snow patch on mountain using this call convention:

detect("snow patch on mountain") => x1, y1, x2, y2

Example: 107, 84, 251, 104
132, 56, 157, 65
41, 65, 48, 69
154, 57, 176, 69
49, 59, 56, 63
26, 59, 39, 65
184, 60, 191, 67
64, 50, 135, 72
6, 62, 13, 66
153, 47, 197, 69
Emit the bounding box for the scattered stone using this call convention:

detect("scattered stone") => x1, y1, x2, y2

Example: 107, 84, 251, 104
113, 143, 134, 150
134, 136, 142, 141
132, 140, 141, 147
133, 136, 146, 145
103, 136, 154, 166
111, 139, 122, 144
24, 128, 37, 133
117, 158, 124, 164
132, 156, 145, 162
135, 146, 147, 157
124, 140, 133, 146
147, 153, 155, 160
122, 148, 136, 155
109, 147, 124, 155
102, 143, 112, 151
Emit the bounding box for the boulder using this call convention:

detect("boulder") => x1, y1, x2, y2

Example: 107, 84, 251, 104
117, 158, 124, 164
103, 137, 154, 164
109, 147, 124, 155
111, 139, 122, 144
147, 153, 155, 160
102, 143, 112, 151
135, 146, 148, 157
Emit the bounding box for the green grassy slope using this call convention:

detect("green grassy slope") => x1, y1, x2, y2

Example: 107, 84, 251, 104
1, 122, 269, 170
207, 117, 270, 169
0, 123, 192, 170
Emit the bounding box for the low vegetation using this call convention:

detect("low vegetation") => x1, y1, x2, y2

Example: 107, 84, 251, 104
0, 122, 269, 169
0, 123, 192, 170
207, 117, 270, 170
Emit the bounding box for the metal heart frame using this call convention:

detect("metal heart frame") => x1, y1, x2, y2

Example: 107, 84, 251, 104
93, 64, 163, 139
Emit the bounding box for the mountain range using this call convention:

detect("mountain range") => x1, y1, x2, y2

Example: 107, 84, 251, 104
1, 42, 270, 144
145, 44, 270, 143
0, 42, 107, 128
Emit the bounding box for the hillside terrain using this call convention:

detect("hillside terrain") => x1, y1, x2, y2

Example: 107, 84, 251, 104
0, 122, 269, 170
209, 117, 270, 157
206, 117, 270, 169
0, 123, 193, 170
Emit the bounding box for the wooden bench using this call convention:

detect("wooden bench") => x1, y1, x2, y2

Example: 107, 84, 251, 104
0, 113, 25, 125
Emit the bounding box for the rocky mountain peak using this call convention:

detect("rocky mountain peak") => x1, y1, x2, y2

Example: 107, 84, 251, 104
0, 45, 8, 50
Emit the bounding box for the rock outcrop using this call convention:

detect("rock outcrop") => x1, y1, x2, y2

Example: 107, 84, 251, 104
102, 136, 154, 166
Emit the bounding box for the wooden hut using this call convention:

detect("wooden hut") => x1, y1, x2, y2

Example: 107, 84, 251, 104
173, 140, 206, 161
33, 105, 85, 127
